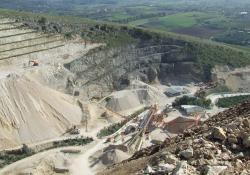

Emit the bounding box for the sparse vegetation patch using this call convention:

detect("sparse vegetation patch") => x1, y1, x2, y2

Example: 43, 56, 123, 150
173, 95, 211, 108
216, 95, 250, 108
0, 137, 93, 168
97, 108, 148, 138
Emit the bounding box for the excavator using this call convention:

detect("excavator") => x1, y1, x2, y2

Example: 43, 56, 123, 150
29, 60, 39, 66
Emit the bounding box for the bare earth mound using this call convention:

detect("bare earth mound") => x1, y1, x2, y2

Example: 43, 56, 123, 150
0, 74, 82, 150
89, 145, 130, 172
101, 80, 168, 116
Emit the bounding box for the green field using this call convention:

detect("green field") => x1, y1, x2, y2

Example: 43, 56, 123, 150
129, 18, 151, 26
1, 0, 250, 47
149, 12, 200, 29
130, 12, 219, 30
107, 13, 132, 21
127, 11, 245, 41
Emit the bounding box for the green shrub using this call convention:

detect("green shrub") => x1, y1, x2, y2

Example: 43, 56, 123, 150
97, 107, 148, 138
53, 137, 93, 147
173, 95, 211, 108
0, 151, 34, 168
216, 95, 250, 108
97, 122, 124, 138
38, 17, 46, 25
0, 137, 93, 168
64, 32, 73, 39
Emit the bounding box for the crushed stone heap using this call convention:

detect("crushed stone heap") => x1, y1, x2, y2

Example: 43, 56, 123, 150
100, 80, 168, 116
101, 101, 250, 175
0, 74, 82, 150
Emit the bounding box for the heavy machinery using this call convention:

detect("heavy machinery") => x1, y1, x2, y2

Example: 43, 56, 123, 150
29, 60, 39, 66
68, 125, 80, 135
127, 105, 159, 153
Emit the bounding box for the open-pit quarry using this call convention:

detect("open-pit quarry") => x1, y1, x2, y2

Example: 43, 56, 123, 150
0, 16, 250, 175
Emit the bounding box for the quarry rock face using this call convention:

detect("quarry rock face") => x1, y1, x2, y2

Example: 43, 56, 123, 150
146, 66, 158, 82
65, 42, 204, 96
212, 65, 250, 92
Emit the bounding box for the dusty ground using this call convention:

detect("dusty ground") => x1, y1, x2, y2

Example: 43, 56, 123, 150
0, 141, 100, 175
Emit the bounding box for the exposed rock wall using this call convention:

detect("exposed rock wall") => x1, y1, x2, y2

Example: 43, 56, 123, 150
65, 42, 204, 97
13, 15, 250, 94
212, 65, 250, 92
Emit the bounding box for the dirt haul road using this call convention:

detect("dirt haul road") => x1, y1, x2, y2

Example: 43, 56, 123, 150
70, 140, 105, 175
0, 141, 101, 175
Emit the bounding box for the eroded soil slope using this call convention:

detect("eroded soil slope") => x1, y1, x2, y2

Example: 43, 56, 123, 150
0, 74, 82, 150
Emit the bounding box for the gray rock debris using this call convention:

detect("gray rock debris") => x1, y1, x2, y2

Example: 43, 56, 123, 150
145, 165, 155, 174
180, 148, 193, 160
211, 127, 226, 141
164, 154, 179, 165
204, 165, 227, 175
243, 135, 250, 147
172, 161, 187, 175
158, 163, 175, 172
227, 134, 238, 144
242, 118, 250, 128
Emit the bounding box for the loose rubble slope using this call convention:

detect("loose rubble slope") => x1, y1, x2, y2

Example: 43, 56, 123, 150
99, 101, 250, 175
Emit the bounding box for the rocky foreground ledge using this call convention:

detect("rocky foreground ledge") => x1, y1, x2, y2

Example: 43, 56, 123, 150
101, 101, 250, 175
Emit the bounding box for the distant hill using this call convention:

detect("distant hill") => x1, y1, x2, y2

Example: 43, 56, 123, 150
1, 1, 250, 47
